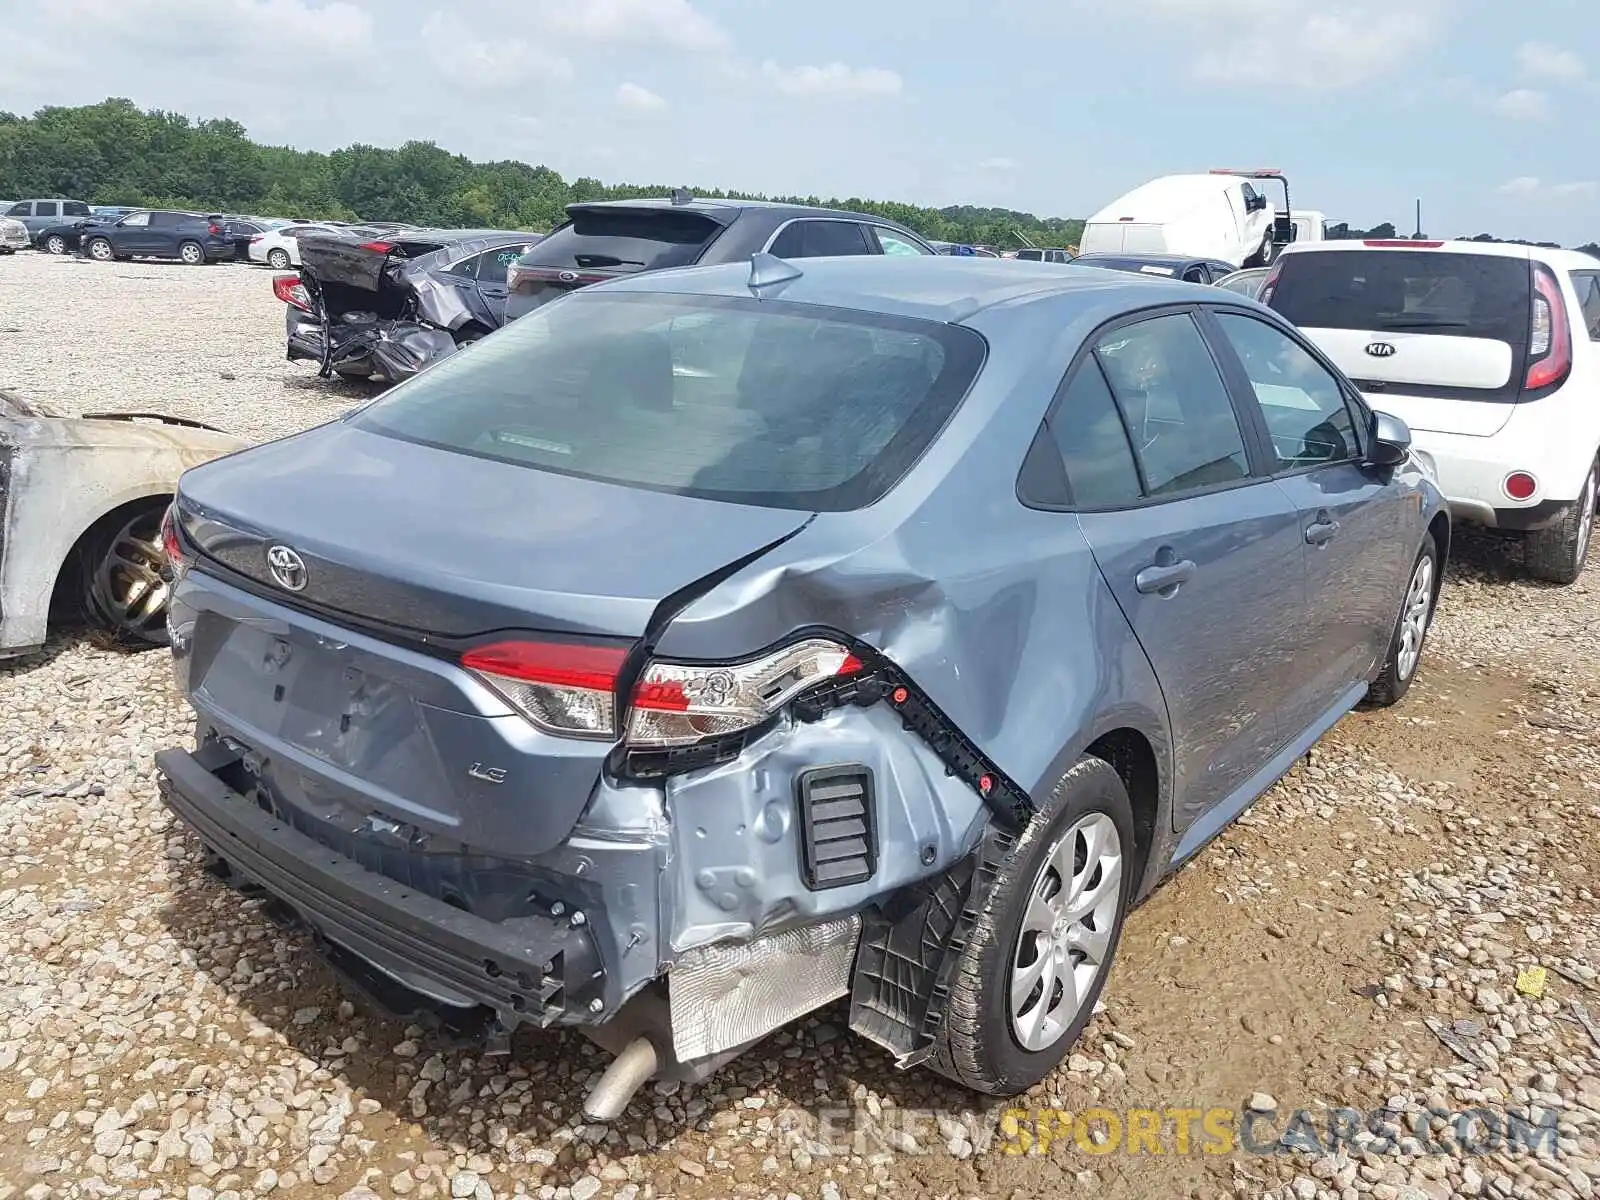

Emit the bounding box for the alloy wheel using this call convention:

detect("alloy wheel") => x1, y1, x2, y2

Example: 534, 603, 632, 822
1396, 555, 1434, 682
89, 239, 112, 261
87, 510, 171, 644
1009, 812, 1123, 1052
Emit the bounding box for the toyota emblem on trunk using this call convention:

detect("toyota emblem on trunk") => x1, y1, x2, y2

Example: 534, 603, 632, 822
265, 545, 308, 592
1365, 341, 1397, 358
558, 270, 579, 282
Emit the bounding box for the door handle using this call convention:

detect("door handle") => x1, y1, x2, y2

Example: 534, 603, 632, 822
1305, 515, 1341, 546
1135, 559, 1197, 595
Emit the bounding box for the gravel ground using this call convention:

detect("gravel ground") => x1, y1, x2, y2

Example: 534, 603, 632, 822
5, 249, 1600, 1200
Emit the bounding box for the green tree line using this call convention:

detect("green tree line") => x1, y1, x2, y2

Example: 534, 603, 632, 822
2, 99, 1590, 256
0, 98, 1084, 249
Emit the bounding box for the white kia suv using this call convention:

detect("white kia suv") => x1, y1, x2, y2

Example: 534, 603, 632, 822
1261, 239, 1600, 583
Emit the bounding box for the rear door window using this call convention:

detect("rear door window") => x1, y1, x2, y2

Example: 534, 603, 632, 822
477, 244, 535, 285
62, 202, 90, 217
1047, 360, 1144, 508
870, 227, 931, 256
521, 208, 722, 274
35, 202, 59, 218
1268, 250, 1531, 344
151, 212, 183, 228
1571, 271, 1600, 341
351, 292, 985, 512
1092, 313, 1252, 497
769, 220, 873, 258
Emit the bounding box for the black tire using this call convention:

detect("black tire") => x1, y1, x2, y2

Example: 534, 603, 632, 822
43, 234, 67, 255
1364, 534, 1439, 708
1244, 233, 1274, 269
178, 240, 205, 266
267, 248, 291, 270
87, 237, 114, 263
1525, 462, 1596, 585
926, 756, 1135, 1096
80, 506, 173, 650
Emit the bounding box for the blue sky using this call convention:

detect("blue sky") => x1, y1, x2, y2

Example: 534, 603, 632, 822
8, 0, 1597, 243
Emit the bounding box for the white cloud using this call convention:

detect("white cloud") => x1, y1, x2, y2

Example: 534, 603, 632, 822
532, 0, 726, 52
615, 82, 667, 112
419, 10, 572, 89
1517, 41, 1586, 82
1498, 177, 1596, 202
52, 0, 373, 60
1079, 0, 1445, 90
760, 61, 903, 98
1495, 88, 1551, 120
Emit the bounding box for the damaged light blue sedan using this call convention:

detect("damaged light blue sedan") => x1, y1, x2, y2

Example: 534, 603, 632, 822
153, 253, 1449, 1113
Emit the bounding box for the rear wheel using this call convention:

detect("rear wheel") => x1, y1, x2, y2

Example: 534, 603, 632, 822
81, 506, 173, 649
178, 240, 205, 266
43, 234, 67, 255
87, 237, 113, 262
1525, 462, 1597, 585
926, 756, 1134, 1096
267, 248, 291, 269
1245, 233, 1274, 269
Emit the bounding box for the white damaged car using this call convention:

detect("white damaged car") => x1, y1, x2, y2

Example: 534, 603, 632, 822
0, 391, 247, 657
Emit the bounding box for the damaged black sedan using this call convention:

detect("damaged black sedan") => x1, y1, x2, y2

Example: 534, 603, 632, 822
281, 228, 543, 385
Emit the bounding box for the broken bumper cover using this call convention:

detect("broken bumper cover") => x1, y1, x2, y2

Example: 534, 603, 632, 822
287, 311, 458, 384
154, 742, 606, 1029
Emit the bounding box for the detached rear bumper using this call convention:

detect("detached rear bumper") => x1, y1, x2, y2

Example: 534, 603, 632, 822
155, 741, 606, 1029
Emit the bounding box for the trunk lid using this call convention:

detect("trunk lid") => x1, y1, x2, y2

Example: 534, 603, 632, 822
504, 203, 727, 319
176, 420, 812, 640
1266, 246, 1534, 431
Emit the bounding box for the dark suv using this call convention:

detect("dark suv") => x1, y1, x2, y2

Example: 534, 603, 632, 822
503, 194, 936, 323
79, 210, 236, 265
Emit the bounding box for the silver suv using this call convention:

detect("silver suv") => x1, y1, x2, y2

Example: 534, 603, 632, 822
5, 198, 92, 241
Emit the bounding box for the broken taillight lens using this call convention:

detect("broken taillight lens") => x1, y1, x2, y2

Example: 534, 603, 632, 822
461, 640, 630, 740
626, 639, 863, 748
272, 273, 311, 312
359, 241, 394, 254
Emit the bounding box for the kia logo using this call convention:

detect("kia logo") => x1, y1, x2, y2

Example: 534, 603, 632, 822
265, 544, 308, 592
558, 270, 579, 282
1365, 342, 1397, 358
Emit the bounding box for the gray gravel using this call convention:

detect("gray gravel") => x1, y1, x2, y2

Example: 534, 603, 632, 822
5, 247, 1600, 1200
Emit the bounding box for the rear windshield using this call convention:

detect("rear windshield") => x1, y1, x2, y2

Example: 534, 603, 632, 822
1269, 250, 1532, 344
519, 208, 723, 274
351, 292, 986, 511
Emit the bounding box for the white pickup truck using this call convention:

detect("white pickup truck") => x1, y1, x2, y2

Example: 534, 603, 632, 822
1080, 169, 1323, 268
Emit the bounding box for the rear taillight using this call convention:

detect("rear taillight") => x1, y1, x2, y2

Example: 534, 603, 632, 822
159, 505, 186, 578
460, 636, 864, 746
359, 241, 393, 253
1526, 264, 1572, 391
627, 639, 863, 748
462, 640, 629, 739
272, 273, 310, 312
250, 235, 264, 244
1257, 259, 1284, 306
208, 223, 223, 236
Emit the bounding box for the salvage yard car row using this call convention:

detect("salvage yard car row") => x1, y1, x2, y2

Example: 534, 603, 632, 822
4, 177, 1597, 1127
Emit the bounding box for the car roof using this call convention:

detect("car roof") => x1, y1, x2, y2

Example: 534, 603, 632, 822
1278, 238, 1593, 270
565, 196, 918, 229
1071, 252, 1223, 270
1086, 174, 1246, 222
589, 254, 1217, 324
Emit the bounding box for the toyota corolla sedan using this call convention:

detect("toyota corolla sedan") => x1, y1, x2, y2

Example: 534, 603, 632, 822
154, 255, 1447, 1112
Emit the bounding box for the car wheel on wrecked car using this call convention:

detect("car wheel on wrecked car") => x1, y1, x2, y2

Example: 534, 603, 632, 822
267, 248, 291, 270
178, 241, 205, 266
87, 238, 114, 262
83, 506, 174, 649
44, 234, 67, 255
1363, 533, 1440, 708
927, 755, 1134, 1096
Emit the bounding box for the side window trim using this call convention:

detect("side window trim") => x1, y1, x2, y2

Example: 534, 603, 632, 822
1196, 304, 1368, 476
1017, 303, 1273, 514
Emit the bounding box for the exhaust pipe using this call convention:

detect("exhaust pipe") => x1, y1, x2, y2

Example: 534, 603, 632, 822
582, 1035, 660, 1122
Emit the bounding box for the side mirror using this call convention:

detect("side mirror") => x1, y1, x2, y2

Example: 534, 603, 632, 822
1367, 410, 1411, 467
